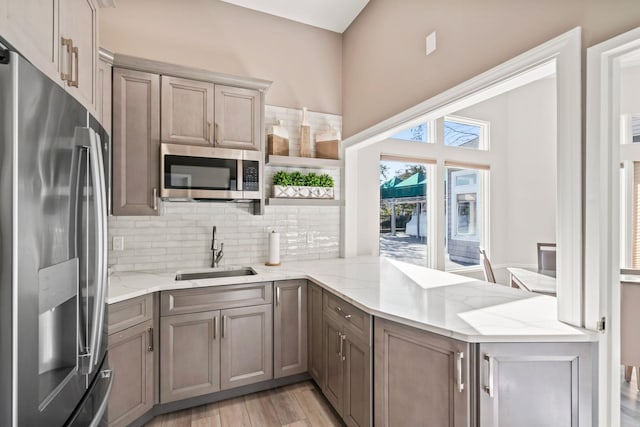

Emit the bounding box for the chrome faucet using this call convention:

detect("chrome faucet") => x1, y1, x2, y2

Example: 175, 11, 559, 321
211, 226, 224, 267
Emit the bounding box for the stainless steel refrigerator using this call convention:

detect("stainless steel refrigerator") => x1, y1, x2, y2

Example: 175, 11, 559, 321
0, 46, 112, 426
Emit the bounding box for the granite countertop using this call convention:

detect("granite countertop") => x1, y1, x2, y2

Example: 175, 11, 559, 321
108, 256, 598, 344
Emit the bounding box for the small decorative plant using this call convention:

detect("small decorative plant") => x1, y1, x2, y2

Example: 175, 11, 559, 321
272, 171, 335, 198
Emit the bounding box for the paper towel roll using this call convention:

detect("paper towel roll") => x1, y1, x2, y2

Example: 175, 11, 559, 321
267, 231, 280, 266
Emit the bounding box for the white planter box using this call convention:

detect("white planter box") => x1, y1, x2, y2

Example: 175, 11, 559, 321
273, 185, 334, 199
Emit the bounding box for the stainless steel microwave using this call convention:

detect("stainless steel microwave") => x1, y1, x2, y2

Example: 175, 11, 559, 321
160, 143, 262, 200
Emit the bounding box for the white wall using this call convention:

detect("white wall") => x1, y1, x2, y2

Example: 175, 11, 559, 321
352, 76, 557, 273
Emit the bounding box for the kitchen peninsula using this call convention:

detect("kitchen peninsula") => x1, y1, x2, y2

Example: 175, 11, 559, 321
108, 256, 597, 426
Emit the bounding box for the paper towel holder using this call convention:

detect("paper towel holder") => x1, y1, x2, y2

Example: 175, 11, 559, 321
266, 230, 281, 266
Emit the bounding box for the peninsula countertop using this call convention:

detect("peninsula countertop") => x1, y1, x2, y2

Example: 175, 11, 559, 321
108, 256, 597, 344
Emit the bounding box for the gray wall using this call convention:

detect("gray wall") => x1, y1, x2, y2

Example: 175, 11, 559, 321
342, 0, 640, 137
100, 0, 343, 114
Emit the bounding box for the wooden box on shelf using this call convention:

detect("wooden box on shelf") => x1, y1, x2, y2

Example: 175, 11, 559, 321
267, 134, 289, 156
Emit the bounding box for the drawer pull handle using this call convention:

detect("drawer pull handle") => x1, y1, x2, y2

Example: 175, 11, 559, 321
340, 333, 346, 361
276, 287, 280, 306
153, 188, 158, 211
222, 315, 227, 338
336, 330, 341, 358
456, 351, 464, 393
213, 316, 217, 340
483, 353, 494, 397
344, 314, 352, 320
147, 327, 153, 352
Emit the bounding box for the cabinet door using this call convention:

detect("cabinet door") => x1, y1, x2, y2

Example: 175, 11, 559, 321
161, 76, 214, 145
2, 0, 58, 83
160, 311, 220, 403
322, 314, 344, 415
374, 318, 469, 427
274, 280, 307, 378
343, 333, 371, 427
308, 282, 324, 385
107, 320, 154, 427
220, 304, 273, 390
112, 68, 160, 216
96, 58, 112, 132
478, 342, 595, 427
59, 0, 97, 110
214, 85, 261, 150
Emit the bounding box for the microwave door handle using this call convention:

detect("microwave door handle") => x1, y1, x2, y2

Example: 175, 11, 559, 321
237, 159, 243, 191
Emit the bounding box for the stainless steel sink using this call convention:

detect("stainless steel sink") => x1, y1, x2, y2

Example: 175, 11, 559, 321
175, 267, 257, 281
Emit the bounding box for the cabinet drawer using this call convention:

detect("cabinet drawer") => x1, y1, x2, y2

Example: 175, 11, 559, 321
324, 291, 371, 343
108, 294, 153, 335
161, 282, 273, 316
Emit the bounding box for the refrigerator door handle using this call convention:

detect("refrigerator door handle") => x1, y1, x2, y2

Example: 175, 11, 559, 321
80, 127, 108, 375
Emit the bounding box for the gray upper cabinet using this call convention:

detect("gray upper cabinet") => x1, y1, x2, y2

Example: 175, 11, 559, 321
160, 310, 221, 403
274, 280, 307, 378
478, 342, 595, 427
307, 282, 324, 385
214, 85, 261, 151
107, 320, 154, 427
112, 68, 160, 215
220, 304, 273, 390
374, 318, 469, 427
161, 76, 215, 146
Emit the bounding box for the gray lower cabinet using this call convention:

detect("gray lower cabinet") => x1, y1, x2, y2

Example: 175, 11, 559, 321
374, 318, 469, 427
160, 310, 220, 403
478, 342, 595, 427
220, 304, 273, 389
107, 316, 154, 427
107, 321, 154, 427
307, 282, 324, 385
322, 293, 372, 427
112, 67, 160, 216
274, 280, 307, 378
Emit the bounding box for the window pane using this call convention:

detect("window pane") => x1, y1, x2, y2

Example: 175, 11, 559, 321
444, 118, 483, 149
391, 123, 429, 143
380, 160, 429, 267
633, 115, 640, 143
445, 167, 484, 270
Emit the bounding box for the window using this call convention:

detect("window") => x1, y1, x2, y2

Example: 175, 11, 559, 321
379, 159, 431, 267
390, 123, 430, 143
444, 167, 485, 269
444, 116, 488, 150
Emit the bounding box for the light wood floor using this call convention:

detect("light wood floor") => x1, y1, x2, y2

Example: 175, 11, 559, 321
622, 367, 640, 426
144, 381, 344, 427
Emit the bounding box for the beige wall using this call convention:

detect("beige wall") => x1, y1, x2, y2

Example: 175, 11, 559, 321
342, 0, 640, 137
100, 0, 342, 114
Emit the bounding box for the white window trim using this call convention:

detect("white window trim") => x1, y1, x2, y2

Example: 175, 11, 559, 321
443, 114, 490, 150
585, 26, 640, 427
343, 29, 582, 327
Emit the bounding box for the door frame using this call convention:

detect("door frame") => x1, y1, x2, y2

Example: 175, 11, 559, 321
585, 26, 640, 427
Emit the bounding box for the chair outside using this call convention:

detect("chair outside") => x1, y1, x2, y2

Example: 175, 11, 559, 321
479, 247, 496, 283
537, 243, 557, 274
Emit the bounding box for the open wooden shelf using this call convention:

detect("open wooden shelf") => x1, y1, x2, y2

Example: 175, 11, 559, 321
266, 155, 343, 170
265, 198, 344, 207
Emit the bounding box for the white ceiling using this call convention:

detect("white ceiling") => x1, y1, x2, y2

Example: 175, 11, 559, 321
219, 0, 369, 33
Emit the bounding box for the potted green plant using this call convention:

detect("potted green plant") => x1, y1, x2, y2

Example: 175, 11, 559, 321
273, 171, 335, 199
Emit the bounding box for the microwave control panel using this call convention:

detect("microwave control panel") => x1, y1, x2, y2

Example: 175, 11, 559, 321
243, 161, 260, 192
